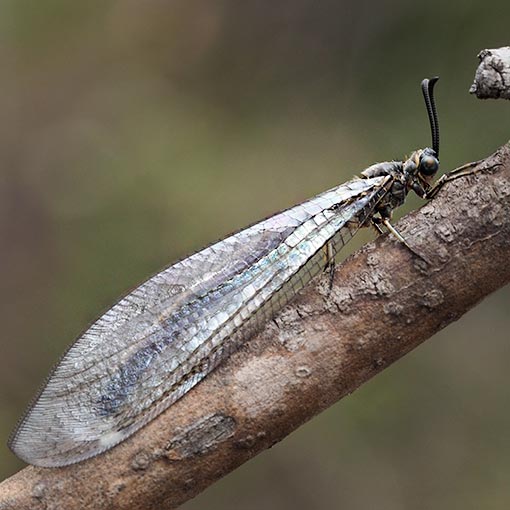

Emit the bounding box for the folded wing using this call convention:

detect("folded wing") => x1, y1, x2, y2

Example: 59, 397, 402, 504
9, 176, 390, 466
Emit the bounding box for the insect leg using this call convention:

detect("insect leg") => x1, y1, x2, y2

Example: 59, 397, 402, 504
323, 241, 336, 290
371, 218, 385, 236
426, 160, 483, 199
382, 218, 430, 265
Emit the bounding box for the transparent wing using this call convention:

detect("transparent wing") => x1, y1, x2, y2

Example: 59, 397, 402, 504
9, 175, 391, 466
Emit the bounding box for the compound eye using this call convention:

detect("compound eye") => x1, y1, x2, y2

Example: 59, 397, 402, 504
420, 155, 439, 176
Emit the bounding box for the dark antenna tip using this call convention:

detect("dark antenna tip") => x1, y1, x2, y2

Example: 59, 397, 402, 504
421, 76, 440, 158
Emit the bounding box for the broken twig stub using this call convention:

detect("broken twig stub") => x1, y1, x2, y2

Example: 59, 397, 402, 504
470, 47, 510, 99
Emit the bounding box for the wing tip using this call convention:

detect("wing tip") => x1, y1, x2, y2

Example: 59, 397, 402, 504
8, 428, 127, 468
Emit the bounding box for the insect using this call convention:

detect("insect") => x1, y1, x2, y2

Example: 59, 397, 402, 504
9, 77, 477, 467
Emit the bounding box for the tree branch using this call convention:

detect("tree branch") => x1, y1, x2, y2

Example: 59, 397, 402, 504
0, 144, 509, 509
470, 46, 510, 99
2, 48, 510, 508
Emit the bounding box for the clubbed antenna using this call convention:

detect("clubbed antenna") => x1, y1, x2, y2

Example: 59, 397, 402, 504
421, 77, 440, 158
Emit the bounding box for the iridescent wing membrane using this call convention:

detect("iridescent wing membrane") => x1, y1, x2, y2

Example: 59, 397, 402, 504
9, 175, 391, 467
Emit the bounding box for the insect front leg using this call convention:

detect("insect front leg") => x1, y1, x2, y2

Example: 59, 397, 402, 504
426, 160, 483, 199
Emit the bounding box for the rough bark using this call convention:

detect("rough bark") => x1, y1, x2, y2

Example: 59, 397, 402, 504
0, 144, 509, 509
470, 46, 510, 99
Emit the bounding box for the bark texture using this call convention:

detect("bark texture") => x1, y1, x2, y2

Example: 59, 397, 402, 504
0, 144, 509, 509
470, 47, 510, 99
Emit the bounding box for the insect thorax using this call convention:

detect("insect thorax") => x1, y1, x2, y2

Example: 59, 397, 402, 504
359, 148, 433, 219
359, 159, 408, 218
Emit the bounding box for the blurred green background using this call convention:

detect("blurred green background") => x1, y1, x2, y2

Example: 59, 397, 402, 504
1, 1, 509, 508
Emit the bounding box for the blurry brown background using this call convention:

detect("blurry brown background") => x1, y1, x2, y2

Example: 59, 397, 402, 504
1, 1, 509, 508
